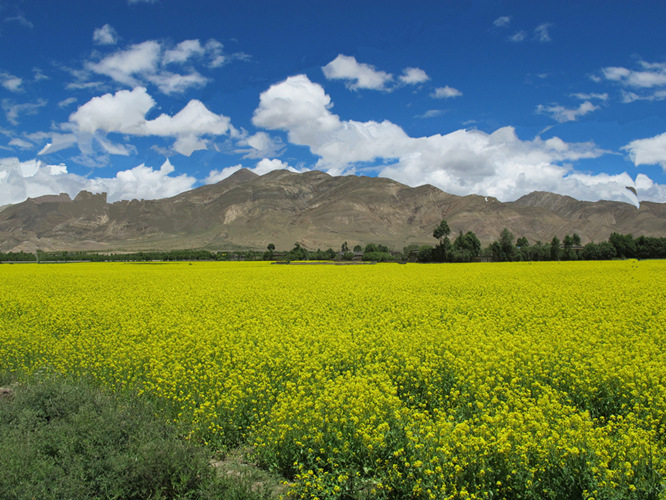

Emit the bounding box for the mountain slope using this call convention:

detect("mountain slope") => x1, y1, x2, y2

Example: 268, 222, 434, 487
1, 169, 665, 252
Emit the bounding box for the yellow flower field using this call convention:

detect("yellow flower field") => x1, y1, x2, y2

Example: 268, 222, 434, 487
1, 260, 665, 499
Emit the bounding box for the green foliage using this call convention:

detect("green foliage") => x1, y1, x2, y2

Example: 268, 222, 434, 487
432, 219, 451, 243
550, 236, 561, 261
609, 232, 636, 259
341, 251, 355, 261
0, 373, 272, 500
0, 251, 37, 262
452, 231, 481, 262
286, 242, 308, 261
417, 245, 434, 263
582, 241, 617, 260
490, 228, 517, 262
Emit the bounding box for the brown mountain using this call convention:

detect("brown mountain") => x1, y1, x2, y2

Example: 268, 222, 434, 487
1, 169, 665, 253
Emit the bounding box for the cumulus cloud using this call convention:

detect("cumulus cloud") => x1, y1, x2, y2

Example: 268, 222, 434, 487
602, 60, 666, 101
602, 61, 666, 88
163, 39, 205, 65
93, 24, 118, 45
1, 71, 23, 92
80, 37, 232, 95
69, 87, 233, 156
623, 132, 666, 170
87, 158, 195, 201
251, 74, 664, 204
0, 157, 86, 204
399, 67, 429, 85
0, 157, 196, 205
431, 86, 462, 99
322, 54, 393, 91
536, 101, 598, 123
88, 41, 161, 87
234, 131, 284, 159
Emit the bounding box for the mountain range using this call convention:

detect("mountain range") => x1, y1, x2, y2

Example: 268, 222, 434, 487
1, 169, 665, 253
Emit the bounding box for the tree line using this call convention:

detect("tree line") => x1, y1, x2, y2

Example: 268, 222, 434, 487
1, 226, 665, 263
414, 219, 666, 262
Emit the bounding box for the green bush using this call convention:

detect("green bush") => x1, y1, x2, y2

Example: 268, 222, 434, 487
0, 374, 271, 499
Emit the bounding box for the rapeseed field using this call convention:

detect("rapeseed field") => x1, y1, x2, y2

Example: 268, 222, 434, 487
1, 260, 665, 499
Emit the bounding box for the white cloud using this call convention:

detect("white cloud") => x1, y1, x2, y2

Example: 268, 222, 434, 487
205, 39, 226, 68
93, 24, 118, 45
87, 159, 195, 201
0, 157, 196, 205
4, 13, 33, 29
0, 157, 86, 204
71, 87, 155, 135
2, 98, 47, 125
145, 70, 207, 95
8, 138, 33, 150
493, 16, 511, 27
37, 133, 78, 156
163, 39, 205, 65
571, 92, 608, 101
509, 31, 527, 42
623, 131, 666, 170
59, 97, 77, 108
89, 41, 161, 87
601, 60, 666, 101
234, 131, 284, 159
431, 86, 462, 99
534, 23, 552, 42
82, 38, 229, 95
603, 61, 666, 88
416, 109, 445, 119
251, 74, 663, 204
399, 67, 429, 85
322, 54, 393, 91
536, 101, 599, 123
69, 87, 233, 156
1, 72, 23, 92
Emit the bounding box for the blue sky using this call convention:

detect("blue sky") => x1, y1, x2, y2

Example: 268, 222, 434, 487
2, 0, 666, 207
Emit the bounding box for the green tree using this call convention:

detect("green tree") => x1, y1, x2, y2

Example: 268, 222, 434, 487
287, 242, 308, 261
490, 228, 516, 262
609, 233, 636, 259
433, 219, 451, 244
452, 231, 481, 262
572, 233, 581, 246
265, 243, 276, 261
550, 236, 561, 261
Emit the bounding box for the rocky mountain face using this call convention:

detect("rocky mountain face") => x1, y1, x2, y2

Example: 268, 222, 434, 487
1, 169, 665, 253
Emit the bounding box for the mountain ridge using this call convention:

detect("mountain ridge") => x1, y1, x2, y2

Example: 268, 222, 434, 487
1, 169, 665, 253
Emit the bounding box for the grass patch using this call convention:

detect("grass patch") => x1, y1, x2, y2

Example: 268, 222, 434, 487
0, 372, 282, 499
